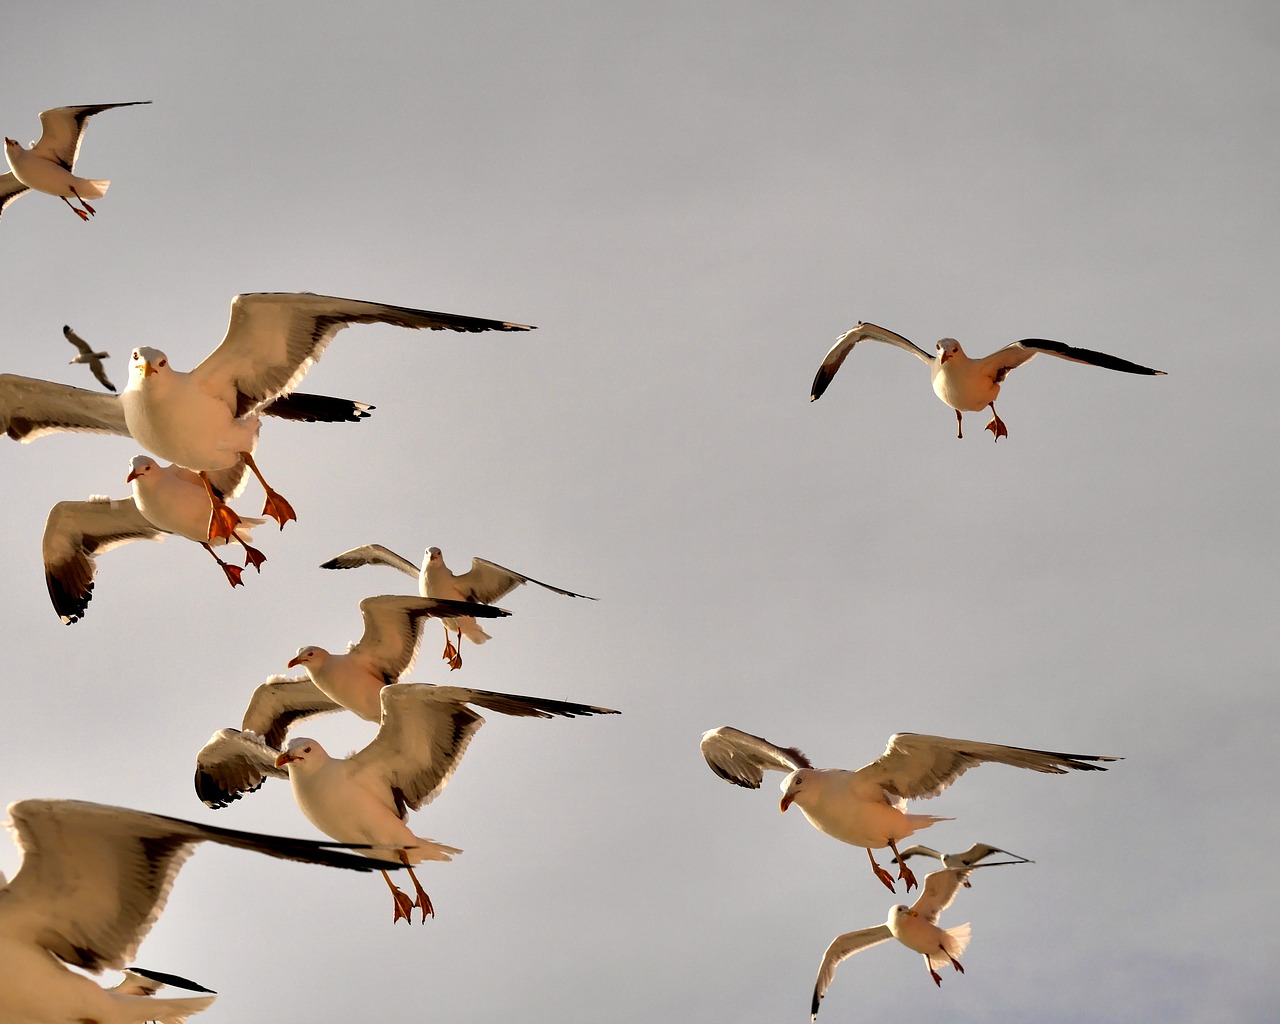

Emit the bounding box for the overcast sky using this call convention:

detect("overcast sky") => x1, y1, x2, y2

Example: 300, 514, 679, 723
1, 3, 1276, 1021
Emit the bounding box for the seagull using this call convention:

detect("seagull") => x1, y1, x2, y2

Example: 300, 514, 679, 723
320, 543, 596, 670
699, 726, 1117, 892
891, 841, 1033, 884
198, 683, 619, 922
40, 456, 265, 623
116, 292, 533, 539
809, 322, 1165, 440
286, 594, 513, 720
0, 797, 407, 1023
62, 325, 115, 392
1, 101, 150, 222
810, 867, 980, 1020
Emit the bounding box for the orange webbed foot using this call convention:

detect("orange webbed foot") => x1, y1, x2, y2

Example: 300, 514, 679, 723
261, 489, 297, 530
985, 415, 1008, 441
207, 502, 242, 542
220, 562, 245, 587
898, 861, 918, 892
240, 543, 267, 572
930, 968, 943, 987
390, 887, 415, 924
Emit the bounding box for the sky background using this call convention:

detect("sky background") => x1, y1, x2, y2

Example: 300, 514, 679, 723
1, 2, 1276, 1021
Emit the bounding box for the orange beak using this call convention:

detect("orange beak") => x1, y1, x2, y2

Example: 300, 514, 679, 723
125, 468, 140, 483
286, 655, 304, 668
779, 794, 794, 813
275, 751, 295, 768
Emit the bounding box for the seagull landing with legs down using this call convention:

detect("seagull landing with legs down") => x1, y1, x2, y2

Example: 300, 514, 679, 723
1, 101, 150, 222
810, 866, 988, 1020
700, 726, 1117, 892
320, 543, 596, 670
809, 322, 1165, 440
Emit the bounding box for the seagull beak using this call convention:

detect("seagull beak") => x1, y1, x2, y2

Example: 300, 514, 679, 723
780, 793, 794, 813
286, 654, 304, 668
125, 468, 140, 483
141, 360, 158, 378
275, 751, 296, 768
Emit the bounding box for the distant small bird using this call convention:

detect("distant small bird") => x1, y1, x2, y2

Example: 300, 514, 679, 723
700, 726, 1116, 892
1, 101, 151, 222
62, 325, 115, 391
891, 841, 1032, 884
810, 867, 981, 1020
320, 543, 596, 670
809, 322, 1165, 440
0, 797, 405, 1024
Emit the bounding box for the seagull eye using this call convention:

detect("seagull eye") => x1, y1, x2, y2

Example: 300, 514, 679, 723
158, 359, 167, 367
303, 746, 312, 753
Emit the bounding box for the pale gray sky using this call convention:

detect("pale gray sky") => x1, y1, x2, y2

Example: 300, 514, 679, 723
1, 3, 1276, 1021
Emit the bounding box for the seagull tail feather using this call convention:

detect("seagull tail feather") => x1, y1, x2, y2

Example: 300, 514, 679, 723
926, 922, 971, 966
76, 178, 110, 199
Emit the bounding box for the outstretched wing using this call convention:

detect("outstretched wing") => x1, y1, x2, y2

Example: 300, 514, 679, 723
42, 496, 165, 624
0, 172, 30, 219
0, 374, 127, 441
858, 732, 1119, 801
354, 595, 511, 680
699, 726, 812, 789
910, 867, 972, 923
320, 544, 421, 580
31, 101, 152, 169
810, 322, 934, 401
978, 338, 1166, 383
460, 557, 598, 604
193, 729, 289, 809
190, 292, 534, 416
810, 925, 893, 1020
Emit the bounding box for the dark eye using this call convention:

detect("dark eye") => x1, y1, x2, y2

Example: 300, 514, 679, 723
304, 746, 312, 753
159, 359, 167, 367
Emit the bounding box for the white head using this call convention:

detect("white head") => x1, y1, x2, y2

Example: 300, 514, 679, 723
426, 546, 443, 562
887, 904, 915, 932
125, 454, 160, 484
935, 338, 963, 364
275, 736, 328, 773
128, 346, 170, 385
779, 769, 812, 812
287, 646, 330, 671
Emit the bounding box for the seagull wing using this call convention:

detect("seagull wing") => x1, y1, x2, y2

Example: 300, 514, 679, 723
352, 595, 511, 680
699, 726, 813, 789
31, 102, 152, 169
810, 925, 893, 1020
0, 798, 400, 973
193, 729, 288, 809
319, 544, 421, 580
189, 292, 535, 416
0, 172, 30, 218
63, 327, 117, 393
462, 557, 598, 603
810, 322, 935, 401
61, 324, 95, 357
0, 374, 127, 441
42, 496, 165, 624
890, 844, 944, 866
955, 842, 1032, 866
978, 338, 1166, 383
858, 733, 1119, 801
909, 867, 972, 923
349, 684, 490, 811
240, 674, 343, 749
259, 390, 373, 424
113, 968, 215, 996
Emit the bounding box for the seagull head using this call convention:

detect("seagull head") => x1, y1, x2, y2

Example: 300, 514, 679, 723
287, 646, 329, 670
275, 736, 325, 770
935, 338, 963, 364
426, 546, 443, 563
779, 769, 809, 812
3, 137, 17, 151
888, 905, 915, 930
129, 346, 169, 382
125, 454, 160, 483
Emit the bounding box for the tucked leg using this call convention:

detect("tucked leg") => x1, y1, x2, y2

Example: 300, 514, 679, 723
887, 839, 917, 891
954, 408, 963, 439
239, 450, 296, 529
381, 869, 416, 924
69, 187, 97, 216
201, 543, 244, 587
945, 949, 964, 974
925, 955, 942, 987
402, 852, 436, 921
441, 623, 462, 670
984, 402, 1008, 441
867, 846, 897, 893
60, 195, 90, 221
199, 471, 243, 541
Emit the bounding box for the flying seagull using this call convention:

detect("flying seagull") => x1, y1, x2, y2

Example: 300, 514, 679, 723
810, 867, 980, 1020
199, 683, 619, 922
0, 798, 405, 1023
320, 543, 596, 670
891, 841, 1033, 883
699, 726, 1117, 892
62, 325, 115, 392
41, 455, 266, 623
286, 594, 512, 720
1, 101, 150, 222
809, 322, 1165, 440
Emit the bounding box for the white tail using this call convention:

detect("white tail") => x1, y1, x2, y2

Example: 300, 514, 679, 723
927, 922, 972, 967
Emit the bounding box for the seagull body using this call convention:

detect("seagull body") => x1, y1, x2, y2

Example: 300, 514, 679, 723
700, 726, 1116, 891
115, 292, 533, 539
320, 543, 595, 670
259, 683, 618, 922
63, 325, 115, 392
1, 102, 150, 222
810, 867, 978, 1020
0, 798, 404, 1023
892, 841, 1033, 882
286, 595, 512, 720
809, 322, 1165, 439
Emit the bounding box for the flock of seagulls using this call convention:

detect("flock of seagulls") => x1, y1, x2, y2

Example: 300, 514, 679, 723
0, 98, 1163, 1022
